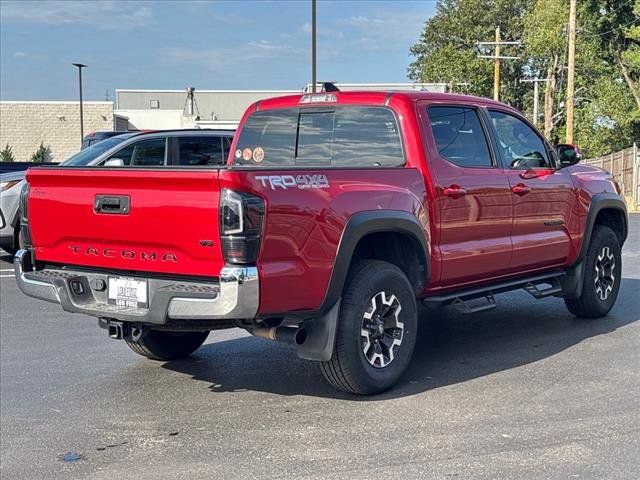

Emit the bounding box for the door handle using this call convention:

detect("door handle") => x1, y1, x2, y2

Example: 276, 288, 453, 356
94, 195, 130, 214
443, 185, 467, 198
511, 183, 531, 196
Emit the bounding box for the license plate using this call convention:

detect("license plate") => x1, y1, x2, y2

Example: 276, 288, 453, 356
108, 277, 148, 308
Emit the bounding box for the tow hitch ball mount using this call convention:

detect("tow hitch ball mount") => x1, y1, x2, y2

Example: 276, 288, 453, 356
98, 318, 146, 341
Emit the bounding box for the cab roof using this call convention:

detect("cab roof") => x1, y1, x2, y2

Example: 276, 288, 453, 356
255, 90, 514, 112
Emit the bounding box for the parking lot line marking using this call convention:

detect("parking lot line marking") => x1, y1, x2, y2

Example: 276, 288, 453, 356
0, 274, 14, 278
0, 269, 14, 272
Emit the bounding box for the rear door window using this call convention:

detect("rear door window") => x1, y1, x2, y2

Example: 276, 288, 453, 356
234, 106, 404, 167
427, 106, 493, 168
177, 137, 224, 166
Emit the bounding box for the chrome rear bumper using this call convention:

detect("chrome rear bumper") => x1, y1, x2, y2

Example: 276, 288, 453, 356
14, 249, 259, 324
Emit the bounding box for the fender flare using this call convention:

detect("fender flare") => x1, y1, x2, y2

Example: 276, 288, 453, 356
316, 210, 430, 316
562, 192, 627, 299
575, 192, 627, 263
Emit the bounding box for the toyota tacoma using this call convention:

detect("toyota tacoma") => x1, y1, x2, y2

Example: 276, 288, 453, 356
14, 89, 627, 394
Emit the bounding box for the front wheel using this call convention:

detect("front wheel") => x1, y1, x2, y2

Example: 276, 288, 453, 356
125, 330, 209, 360
320, 260, 417, 395
564, 225, 622, 318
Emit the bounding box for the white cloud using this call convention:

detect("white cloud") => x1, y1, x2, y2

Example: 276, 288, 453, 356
165, 40, 305, 73
0, 1, 152, 30
13, 51, 26, 57
336, 11, 425, 51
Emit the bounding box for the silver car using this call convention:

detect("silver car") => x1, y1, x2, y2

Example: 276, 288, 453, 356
0, 171, 25, 254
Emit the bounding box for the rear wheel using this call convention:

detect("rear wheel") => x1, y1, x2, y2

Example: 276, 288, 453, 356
320, 260, 417, 395
125, 330, 209, 360
564, 225, 621, 318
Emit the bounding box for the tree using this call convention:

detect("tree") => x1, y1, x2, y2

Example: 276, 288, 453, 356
621, 0, 640, 107
408, 0, 532, 109
572, 0, 640, 155
408, 0, 640, 156
31, 143, 51, 163
523, 0, 567, 136
0, 144, 15, 162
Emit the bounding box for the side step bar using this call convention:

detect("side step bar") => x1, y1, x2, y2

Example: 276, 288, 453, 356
422, 271, 565, 314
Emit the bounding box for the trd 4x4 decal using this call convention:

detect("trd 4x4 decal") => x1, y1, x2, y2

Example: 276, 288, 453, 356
255, 174, 330, 190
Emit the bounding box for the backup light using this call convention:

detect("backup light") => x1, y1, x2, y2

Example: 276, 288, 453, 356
299, 93, 337, 104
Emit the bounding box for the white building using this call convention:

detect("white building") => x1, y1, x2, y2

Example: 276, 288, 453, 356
115, 83, 446, 131
0, 101, 117, 162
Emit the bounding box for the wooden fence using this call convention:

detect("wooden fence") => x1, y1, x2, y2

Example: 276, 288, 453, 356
584, 143, 639, 211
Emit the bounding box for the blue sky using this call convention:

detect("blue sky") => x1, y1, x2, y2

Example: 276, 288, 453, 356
0, 0, 436, 101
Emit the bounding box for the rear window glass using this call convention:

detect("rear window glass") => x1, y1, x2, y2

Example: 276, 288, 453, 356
234, 107, 404, 167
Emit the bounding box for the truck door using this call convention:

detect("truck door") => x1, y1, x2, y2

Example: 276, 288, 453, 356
485, 109, 575, 270
421, 104, 513, 288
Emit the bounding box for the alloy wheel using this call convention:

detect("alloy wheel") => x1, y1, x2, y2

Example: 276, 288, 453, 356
594, 246, 616, 301
360, 291, 404, 368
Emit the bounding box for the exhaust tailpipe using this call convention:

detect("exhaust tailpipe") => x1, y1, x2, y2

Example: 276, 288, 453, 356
251, 326, 307, 345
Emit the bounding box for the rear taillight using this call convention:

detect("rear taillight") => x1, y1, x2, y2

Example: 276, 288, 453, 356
220, 189, 264, 264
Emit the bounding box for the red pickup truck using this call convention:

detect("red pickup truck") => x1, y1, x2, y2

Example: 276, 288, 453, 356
15, 90, 627, 394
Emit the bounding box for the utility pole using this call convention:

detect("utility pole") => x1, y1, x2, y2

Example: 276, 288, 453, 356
72, 63, 87, 146
311, 0, 317, 93
566, 0, 577, 143
476, 28, 520, 102
520, 78, 549, 127
493, 27, 500, 101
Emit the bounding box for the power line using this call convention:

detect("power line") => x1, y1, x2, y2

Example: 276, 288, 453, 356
519, 78, 550, 127
579, 18, 639, 37
475, 27, 521, 101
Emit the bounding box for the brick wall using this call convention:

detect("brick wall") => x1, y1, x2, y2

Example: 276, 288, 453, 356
0, 102, 114, 162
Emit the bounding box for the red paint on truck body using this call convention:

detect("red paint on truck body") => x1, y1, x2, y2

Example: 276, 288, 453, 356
24, 91, 620, 316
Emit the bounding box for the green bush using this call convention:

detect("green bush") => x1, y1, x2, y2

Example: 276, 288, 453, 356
31, 142, 51, 163
0, 144, 14, 162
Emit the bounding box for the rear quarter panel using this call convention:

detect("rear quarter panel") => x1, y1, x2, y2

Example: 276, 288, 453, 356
220, 168, 428, 315
225, 94, 432, 316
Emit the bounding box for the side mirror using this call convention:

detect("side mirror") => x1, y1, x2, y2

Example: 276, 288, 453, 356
104, 158, 124, 167
557, 144, 582, 168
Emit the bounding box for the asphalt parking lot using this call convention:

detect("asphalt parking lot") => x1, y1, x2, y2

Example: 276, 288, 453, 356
1, 216, 639, 480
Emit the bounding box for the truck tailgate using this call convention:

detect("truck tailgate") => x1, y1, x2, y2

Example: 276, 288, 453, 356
26, 168, 224, 277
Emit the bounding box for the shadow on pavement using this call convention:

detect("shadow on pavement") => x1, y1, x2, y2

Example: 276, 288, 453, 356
162, 277, 640, 401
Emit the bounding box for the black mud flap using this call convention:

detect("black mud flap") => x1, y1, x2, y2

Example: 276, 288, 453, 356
296, 299, 341, 362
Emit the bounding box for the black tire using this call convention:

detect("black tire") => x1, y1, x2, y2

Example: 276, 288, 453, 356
565, 225, 621, 318
320, 260, 417, 395
125, 330, 209, 361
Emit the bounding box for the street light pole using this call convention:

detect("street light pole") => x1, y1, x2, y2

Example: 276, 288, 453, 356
566, 0, 577, 143
311, 0, 317, 93
72, 63, 87, 147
